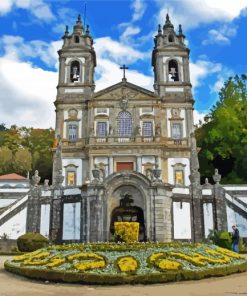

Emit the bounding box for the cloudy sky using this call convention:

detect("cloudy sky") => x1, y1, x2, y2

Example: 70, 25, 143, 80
0, 0, 246, 128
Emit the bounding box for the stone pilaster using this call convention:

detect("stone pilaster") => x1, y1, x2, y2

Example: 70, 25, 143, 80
151, 183, 173, 242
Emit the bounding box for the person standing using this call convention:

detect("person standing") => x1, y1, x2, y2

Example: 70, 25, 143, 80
232, 225, 240, 253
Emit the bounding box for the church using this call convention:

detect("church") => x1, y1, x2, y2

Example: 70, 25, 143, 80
1, 15, 247, 243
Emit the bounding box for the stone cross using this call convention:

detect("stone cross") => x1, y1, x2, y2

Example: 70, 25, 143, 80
120, 64, 129, 80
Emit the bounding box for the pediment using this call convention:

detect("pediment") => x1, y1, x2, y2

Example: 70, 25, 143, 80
93, 81, 156, 101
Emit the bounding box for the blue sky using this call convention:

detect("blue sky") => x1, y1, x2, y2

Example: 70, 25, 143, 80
0, 0, 246, 128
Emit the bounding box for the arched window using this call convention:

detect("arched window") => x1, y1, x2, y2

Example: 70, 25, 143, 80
70, 61, 80, 82
117, 111, 132, 137
74, 35, 79, 43
168, 34, 174, 42
168, 59, 179, 82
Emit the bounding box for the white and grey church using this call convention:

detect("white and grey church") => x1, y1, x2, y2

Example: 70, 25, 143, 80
1, 15, 247, 243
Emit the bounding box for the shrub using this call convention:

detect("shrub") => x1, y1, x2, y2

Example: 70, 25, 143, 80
17, 232, 49, 252
208, 230, 232, 250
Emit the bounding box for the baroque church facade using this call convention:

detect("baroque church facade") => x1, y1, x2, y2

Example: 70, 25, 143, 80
3, 14, 240, 243
47, 14, 208, 243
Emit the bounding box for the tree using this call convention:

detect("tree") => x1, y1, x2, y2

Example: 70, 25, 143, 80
0, 125, 54, 181
196, 74, 247, 183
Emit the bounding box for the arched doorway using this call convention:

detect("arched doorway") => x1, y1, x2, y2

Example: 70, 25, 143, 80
109, 187, 146, 241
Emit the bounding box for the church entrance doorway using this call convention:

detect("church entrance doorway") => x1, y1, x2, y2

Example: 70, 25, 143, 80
110, 190, 146, 241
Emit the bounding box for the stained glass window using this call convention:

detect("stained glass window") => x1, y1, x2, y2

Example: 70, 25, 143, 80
97, 122, 107, 137
117, 111, 132, 137
142, 122, 153, 137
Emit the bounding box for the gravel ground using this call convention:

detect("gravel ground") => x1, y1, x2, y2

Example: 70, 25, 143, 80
1, 256, 247, 296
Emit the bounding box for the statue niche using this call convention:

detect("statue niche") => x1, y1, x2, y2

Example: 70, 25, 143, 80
110, 192, 146, 241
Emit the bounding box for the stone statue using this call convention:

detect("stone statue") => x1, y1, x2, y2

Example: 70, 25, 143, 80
213, 168, 221, 185
109, 125, 114, 136
32, 170, 41, 187
155, 124, 161, 136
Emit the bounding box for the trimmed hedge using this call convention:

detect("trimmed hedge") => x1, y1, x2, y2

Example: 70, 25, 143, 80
17, 233, 48, 252
4, 260, 247, 285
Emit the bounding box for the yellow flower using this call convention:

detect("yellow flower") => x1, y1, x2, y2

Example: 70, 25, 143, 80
117, 256, 138, 272
158, 259, 182, 271
114, 222, 139, 243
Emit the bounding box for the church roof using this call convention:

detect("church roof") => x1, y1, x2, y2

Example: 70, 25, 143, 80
0, 173, 27, 180
93, 80, 156, 99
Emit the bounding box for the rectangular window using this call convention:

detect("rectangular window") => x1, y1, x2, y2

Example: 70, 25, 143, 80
97, 122, 107, 137
142, 122, 153, 137
68, 124, 77, 141
175, 170, 184, 185
67, 171, 76, 186
171, 123, 182, 139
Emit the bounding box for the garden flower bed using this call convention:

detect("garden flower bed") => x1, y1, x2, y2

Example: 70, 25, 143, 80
4, 242, 247, 285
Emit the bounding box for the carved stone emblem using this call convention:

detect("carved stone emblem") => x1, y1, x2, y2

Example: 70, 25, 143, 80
171, 108, 181, 118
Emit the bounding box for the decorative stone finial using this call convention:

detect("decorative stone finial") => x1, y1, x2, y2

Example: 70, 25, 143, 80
32, 170, 41, 187
158, 24, 162, 34
213, 168, 221, 185
86, 25, 90, 35
77, 14, 82, 24
64, 25, 69, 36
178, 24, 183, 35
163, 13, 174, 30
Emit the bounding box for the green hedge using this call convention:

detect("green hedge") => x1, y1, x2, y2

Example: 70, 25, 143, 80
17, 233, 48, 252
4, 260, 247, 285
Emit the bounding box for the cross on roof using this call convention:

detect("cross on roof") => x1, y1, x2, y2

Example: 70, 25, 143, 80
120, 64, 129, 80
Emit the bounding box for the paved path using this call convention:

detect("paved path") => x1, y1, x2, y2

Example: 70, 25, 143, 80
1, 256, 247, 296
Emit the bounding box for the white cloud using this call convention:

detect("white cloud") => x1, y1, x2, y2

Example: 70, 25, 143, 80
0, 56, 57, 128
193, 110, 206, 126
156, 0, 247, 30
0, 0, 54, 21
1, 35, 62, 69
120, 26, 141, 43
190, 59, 222, 89
203, 24, 237, 45
94, 37, 146, 64
131, 0, 146, 21
95, 57, 153, 92
210, 68, 234, 94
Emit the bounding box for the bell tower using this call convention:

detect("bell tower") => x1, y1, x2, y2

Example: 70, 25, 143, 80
152, 14, 192, 100
53, 15, 96, 186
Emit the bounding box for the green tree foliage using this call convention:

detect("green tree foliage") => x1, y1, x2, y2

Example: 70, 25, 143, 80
0, 125, 54, 182
196, 74, 247, 183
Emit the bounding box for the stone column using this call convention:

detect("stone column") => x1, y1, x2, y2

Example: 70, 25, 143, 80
50, 188, 63, 243
26, 187, 41, 233
212, 169, 228, 231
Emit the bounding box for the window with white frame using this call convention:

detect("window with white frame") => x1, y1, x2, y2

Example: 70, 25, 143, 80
68, 124, 77, 141
117, 111, 132, 137
142, 122, 153, 137
97, 122, 107, 137
171, 123, 183, 139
